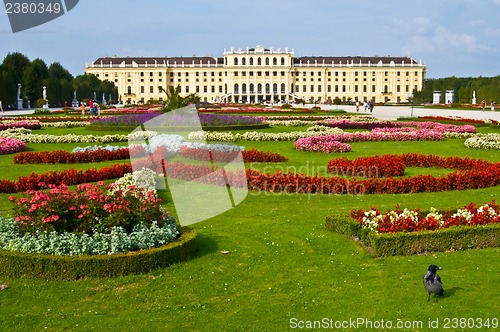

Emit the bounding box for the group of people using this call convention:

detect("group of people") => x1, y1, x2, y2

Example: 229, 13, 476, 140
480, 99, 496, 111
81, 99, 100, 116
355, 100, 374, 113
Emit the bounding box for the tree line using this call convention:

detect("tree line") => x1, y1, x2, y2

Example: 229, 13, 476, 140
414, 76, 500, 105
0, 52, 117, 109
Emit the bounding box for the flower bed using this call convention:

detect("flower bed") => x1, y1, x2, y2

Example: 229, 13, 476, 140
327, 155, 405, 178
417, 115, 495, 125
319, 119, 477, 133
326, 200, 500, 256
2, 169, 178, 254
351, 201, 500, 234
0, 137, 27, 155
1, 116, 95, 122
0, 164, 132, 193
91, 113, 264, 127
188, 127, 344, 142
294, 130, 443, 153
0, 227, 197, 280
294, 139, 352, 153
0, 128, 157, 144
246, 154, 500, 195
198, 106, 315, 113
13, 146, 140, 164
179, 146, 288, 163
464, 133, 500, 150
0, 122, 42, 130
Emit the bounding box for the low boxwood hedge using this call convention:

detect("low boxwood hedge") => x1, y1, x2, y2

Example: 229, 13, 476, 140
0, 227, 197, 280
325, 214, 500, 257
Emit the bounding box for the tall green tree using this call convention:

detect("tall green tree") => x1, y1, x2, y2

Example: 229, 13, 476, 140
46, 62, 73, 106
22, 59, 49, 105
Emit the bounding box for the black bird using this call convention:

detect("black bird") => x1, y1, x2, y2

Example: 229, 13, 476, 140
423, 265, 444, 301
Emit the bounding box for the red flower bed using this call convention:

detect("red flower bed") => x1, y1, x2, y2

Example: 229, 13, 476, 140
179, 146, 288, 163
0, 164, 132, 193
0, 122, 42, 130
327, 155, 405, 178
350, 200, 500, 233
417, 115, 492, 125
246, 154, 500, 195
13, 146, 145, 164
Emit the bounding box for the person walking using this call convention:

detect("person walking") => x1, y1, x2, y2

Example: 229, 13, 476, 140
80, 102, 85, 115
491, 100, 496, 111
481, 99, 486, 111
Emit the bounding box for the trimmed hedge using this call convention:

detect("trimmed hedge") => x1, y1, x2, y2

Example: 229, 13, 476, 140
325, 214, 500, 257
0, 227, 197, 280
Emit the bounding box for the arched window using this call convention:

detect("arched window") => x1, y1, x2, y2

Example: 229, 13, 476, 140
273, 57, 277, 66
234, 57, 239, 66
225, 58, 227, 65
250, 83, 255, 93
127, 86, 132, 94
242, 83, 247, 93
265, 58, 270, 66
281, 57, 285, 66
234, 83, 239, 93
273, 83, 278, 93
384, 85, 388, 93
257, 83, 262, 93
242, 57, 246, 66
265, 83, 270, 94
281, 83, 286, 93
250, 57, 254, 66
258, 57, 262, 65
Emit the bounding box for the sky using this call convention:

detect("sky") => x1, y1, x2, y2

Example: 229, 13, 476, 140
1, 0, 500, 79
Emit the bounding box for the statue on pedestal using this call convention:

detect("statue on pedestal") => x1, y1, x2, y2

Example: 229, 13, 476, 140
42, 86, 49, 109
17, 83, 23, 110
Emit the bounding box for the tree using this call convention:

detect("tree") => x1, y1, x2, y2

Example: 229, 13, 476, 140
1, 52, 31, 87
160, 85, 192, 111
1, 52, 31, 107
333, 97, 342, 110
47, 62, 73, 106
22, 59, 49, 105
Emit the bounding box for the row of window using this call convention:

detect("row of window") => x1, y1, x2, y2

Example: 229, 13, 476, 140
228, 56, 288, 66
131, 83, 418, 95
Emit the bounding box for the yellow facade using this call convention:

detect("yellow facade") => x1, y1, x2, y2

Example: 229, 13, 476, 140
85, 45, 426, 105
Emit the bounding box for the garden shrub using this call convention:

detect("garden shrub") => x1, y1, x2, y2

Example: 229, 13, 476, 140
0, 227, 198, 280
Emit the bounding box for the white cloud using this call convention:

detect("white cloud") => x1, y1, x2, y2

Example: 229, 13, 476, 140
402, 27, 494, 55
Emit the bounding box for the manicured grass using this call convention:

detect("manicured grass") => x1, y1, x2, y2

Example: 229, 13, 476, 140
0, 122, 499, 331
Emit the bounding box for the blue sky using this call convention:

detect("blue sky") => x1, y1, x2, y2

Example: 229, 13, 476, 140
1, 0, 499, 78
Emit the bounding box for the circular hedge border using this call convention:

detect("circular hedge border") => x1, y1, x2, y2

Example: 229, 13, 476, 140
0, 227, 197, 280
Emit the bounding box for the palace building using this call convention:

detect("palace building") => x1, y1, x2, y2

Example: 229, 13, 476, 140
85, 45, 426, 105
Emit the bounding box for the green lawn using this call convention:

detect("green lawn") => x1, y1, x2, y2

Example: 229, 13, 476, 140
0, 123, 499, 331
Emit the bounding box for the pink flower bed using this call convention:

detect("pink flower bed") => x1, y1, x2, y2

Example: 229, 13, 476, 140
0, 122, 42, 130
0, 137, 27, 155
319, 119, 476, 133
294, 130, 443, 153
294, 138, 352, 153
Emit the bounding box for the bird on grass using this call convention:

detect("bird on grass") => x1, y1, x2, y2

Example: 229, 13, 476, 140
423, 264, 444, 301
